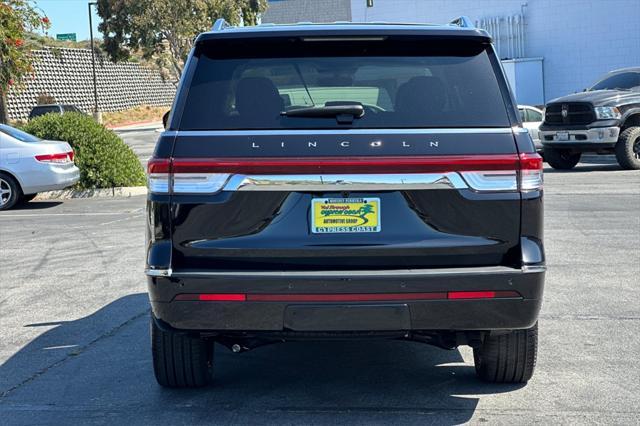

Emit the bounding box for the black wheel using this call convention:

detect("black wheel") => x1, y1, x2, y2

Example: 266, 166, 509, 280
0, 173, 21, 211
543, 147, 581, 170
151, 316, 213, 388
473, 322, 538, 383
615, 126, 640, 170
20, 193, 37, 204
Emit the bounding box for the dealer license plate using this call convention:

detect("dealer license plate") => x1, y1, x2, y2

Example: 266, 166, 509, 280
311, 198, 381, 234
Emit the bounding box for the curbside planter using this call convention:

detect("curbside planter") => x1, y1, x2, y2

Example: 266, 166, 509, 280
34, 186, 147, 200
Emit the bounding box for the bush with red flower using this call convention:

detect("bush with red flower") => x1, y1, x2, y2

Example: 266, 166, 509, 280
0, 0, 50, 122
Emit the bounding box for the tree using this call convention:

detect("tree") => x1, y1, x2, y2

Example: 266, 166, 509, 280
96, 0, 267, 82
0, 0, 50, 123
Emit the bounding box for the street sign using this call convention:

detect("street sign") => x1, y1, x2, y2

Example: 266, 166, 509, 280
56, 33, 77, 42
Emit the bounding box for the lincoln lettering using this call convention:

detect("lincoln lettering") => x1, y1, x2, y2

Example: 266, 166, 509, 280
248, 140, 440, 150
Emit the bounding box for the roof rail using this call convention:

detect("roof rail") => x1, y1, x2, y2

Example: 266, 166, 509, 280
212, 18, 231, 31
449, 16, 474, 28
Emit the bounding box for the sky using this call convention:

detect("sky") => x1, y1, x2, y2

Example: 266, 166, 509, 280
34, 0, 101, 41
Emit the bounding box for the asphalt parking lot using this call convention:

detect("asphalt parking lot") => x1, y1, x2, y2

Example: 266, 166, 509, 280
1, 133, 639, 423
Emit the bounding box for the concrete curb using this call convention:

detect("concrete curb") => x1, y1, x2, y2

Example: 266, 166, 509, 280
110, 121, 163, 132
34, 186, 147, 200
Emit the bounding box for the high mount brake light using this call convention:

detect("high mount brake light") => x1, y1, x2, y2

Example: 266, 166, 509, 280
35, 151, 74, 163
146, 153, 543, 194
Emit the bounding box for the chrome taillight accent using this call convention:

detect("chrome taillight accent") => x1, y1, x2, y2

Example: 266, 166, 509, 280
147, 158, 170, 194
147, 173, 170, 193
460, 171, 517, 192
172, 173, 231, 193
519, 169, 544, 191
518, 153, 544, 191
147, 158, 231, 194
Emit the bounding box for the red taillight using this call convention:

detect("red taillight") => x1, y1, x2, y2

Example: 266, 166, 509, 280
169, 155, 521, 174
147, 158, 171, 193
173, 291, 522, 302
447, 290, 521, 299
198, 294, 246, 301
147, 153, 543, 194
147, 158, 171, 174
518, 153, 543, 171
35, 151, 74, 163
517, 152, 544, 191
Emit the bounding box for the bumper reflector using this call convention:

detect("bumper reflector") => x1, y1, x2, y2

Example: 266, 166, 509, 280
173, 291, 521, 302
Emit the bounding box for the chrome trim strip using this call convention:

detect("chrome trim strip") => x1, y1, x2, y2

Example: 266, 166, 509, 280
522, 265, 546, 274
169, 266, 525, 278
224, 172, 469, 191
168, 128, 514, 137
145, 268, 173, 277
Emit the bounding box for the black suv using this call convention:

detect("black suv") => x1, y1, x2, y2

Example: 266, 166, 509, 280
28, 104, 85, 120
540, 68, 640, 170
146, 18, 545, 388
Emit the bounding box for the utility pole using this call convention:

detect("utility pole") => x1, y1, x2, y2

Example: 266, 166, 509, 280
88, 2, 101, 122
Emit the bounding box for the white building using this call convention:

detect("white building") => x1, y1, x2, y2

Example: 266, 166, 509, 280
263, 0, 640, 105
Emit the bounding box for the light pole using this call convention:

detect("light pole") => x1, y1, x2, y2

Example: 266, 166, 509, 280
88, 2, 101, 122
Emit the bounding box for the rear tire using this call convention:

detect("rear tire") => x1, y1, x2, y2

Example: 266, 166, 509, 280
543, 147, 581, 170
151, 316, 213, 388
0, 173, 21, 211
615, 126, 640, 170
473, 322, 538, 383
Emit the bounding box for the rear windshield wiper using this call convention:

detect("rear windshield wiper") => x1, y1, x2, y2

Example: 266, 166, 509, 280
281, 105, 364, 124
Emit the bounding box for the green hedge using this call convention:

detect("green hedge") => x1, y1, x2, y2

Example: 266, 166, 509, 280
23, 113, 146, 189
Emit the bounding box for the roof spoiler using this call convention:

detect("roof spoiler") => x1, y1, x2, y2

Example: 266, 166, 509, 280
449, 16, 474, 29
212, 18, 231, 31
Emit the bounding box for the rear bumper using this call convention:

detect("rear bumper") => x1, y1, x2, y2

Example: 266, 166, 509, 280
20, 163, 80, 194
147, 266, 545, 332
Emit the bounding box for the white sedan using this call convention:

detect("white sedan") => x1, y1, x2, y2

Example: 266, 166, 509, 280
0, 124, 79, 210
518, 105, 544, 152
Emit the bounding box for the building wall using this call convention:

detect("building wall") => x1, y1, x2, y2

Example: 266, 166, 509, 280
262, 0, 351, 24
7, 48, 176, 121
351, 0, 640, 102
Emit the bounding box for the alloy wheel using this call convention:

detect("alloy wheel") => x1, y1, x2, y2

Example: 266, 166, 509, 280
0, 178, 12, 207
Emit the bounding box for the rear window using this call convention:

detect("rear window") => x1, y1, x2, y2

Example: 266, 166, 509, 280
62, 105, 82, 113
179, 39, 510, 130
29, 106, 61, 118
0, 124, 41, 142
590, 72, 640, 91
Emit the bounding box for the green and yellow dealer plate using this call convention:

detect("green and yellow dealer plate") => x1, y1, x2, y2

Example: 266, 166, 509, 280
311, 198, 381, 234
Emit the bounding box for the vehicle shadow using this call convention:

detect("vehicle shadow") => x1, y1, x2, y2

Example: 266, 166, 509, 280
543, 155, 623, 173
9, 201, 63, 210
544, 164, 622, 173
0, 294, 524, 424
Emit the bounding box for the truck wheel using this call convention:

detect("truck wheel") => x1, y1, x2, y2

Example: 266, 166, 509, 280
0, 173, 21, 211
543, 147, 581, 170
473, 322, 537, 383
151, 316, 213, 388
615, 127, 640, 170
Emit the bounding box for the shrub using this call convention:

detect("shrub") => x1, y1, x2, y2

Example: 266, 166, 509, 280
23, 112, 146, 189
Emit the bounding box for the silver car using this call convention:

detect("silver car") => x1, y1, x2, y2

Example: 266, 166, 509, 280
0, 124, 79, 210
518, 105, 544, 152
